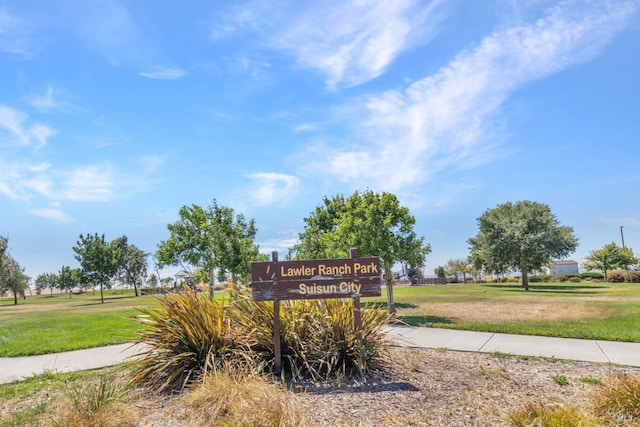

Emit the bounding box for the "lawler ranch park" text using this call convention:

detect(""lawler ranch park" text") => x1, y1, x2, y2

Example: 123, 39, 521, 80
279, 260, 379, 278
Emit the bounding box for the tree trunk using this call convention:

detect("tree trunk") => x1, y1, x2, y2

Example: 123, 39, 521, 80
100, 283, 104, 303
13, 291, 17, 305
522, 267, 529, 291
385, 266, 396, 314
208, 267, 215, 300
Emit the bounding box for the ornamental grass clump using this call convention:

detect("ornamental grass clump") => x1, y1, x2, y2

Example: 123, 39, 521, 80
129, 287, 247, 393
592, 373, 640, 424
229, 289, 391, 380
508, 401, 597, 427
130, 287, 391, 393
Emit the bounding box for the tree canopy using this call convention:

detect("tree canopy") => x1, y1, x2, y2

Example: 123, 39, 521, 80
583, 242, 638, 280
468, 200, 578, 291
73, 233, 118, 303
156, 199, 260, 291
112, 236, 148, 297
294, 190, 431, 313
0, 235, 30, 305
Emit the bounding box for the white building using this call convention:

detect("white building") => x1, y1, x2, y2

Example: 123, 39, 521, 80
550, 260, 579, 275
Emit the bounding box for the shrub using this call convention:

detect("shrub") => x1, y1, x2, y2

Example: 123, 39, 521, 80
130, 287, 392, 392
592, 374, 640, 424
54, 374, 132, 427
229, 289, 391, 380
129, 288, 242, 393
181, 370, 309, 426
609, 272, 626, 283
509, 401, 596, 427
581, 272, 604, 280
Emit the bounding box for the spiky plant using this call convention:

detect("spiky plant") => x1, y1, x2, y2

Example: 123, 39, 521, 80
508, 401, 597, 427
592, 374, 640, 424
229, 289, 391, 380
129, 288, 242, 393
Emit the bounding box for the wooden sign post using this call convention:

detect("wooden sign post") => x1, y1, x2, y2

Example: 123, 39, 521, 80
251, 249, 381, 376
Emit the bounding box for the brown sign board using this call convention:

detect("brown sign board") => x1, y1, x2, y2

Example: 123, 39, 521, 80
251, 257, 382, 301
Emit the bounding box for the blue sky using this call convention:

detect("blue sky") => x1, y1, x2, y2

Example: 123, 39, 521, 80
1, 0, 639, 281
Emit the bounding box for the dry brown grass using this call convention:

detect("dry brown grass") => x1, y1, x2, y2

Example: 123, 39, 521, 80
179, 370, 309, 427
418, 299, 608, 322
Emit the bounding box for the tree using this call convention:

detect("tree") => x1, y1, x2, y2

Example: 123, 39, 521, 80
35, 272, 58, 296
0, 236, 30, 305
1, 256, 30, 305
584, 242, 638, 280
112, 236, 148, 297
468, 200, 578, 291
445, 258, 472, 284
73, 233, 118, 303
294, 190, 431, 314
58, 266, 84, 298
434, 266, 446, 279
156, 199, 260, 297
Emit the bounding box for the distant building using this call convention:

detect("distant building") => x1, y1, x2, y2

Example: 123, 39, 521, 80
550, 260, 579, 275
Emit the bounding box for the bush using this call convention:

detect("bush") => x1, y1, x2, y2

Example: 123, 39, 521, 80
592, 374, 640, 424
229, 289, 391, 380
130, 288, 241, 393
609, 272, 626, 283
509, 401, 596, 426
581, 272, 604, 280
130, 287, 392, 393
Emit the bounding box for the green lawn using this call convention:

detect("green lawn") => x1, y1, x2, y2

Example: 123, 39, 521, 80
366, 281, 640, 342
0, 289, 229, 356
2, 282, 639, 357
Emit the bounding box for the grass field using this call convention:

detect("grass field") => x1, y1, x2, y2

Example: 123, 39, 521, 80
1, 282, 640, 357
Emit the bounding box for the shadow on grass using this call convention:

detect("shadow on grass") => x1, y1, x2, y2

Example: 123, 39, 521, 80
370, 302, 419, 310
482, 284, 607, 294
397, 315, 455, 327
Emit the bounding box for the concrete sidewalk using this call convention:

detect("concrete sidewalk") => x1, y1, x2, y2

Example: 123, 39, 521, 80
2, 326, 640, 384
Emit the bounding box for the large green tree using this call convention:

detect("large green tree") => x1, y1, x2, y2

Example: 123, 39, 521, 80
294, 190, 431, 313
156, 199, 260, 296
73, 233, 118, 303
112, 236, 148, 297
468, 200, 578, 291
584, 242, 638, 280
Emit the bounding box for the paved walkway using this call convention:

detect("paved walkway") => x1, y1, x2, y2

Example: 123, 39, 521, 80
2, 326, 640, 384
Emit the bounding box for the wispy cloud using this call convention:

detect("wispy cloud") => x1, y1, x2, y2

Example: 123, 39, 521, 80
29, 206, 72, 223
139, 67, 187, 80
246, 172, 300, 206
208, 0, 446, 89
304, 1, 637, 193
60, 165, 114, 202
0, 6, 31, 56
0, 159, 114, 203
272, 0, 445, 89
0, 104, 56, 148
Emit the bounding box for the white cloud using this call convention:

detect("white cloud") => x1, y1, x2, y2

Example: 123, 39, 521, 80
139, 67, 187, 80
246, 172, 300, 206
272, 0, 445, 89
60, 165, 114, 202
0, 104, 56, 148
0, 6, 31, 55
307, 1, 637, 192
29, 207, 72, 223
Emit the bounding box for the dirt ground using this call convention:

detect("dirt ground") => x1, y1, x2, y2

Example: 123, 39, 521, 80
131, 346, 640, 426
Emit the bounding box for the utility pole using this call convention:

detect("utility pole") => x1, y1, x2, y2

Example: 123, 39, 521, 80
620, 226, 626, 248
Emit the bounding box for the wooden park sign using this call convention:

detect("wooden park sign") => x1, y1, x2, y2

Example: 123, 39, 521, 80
251, 251, 382, 301
250, 248, 381, 376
